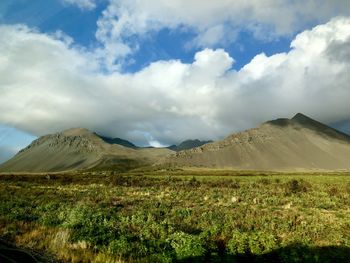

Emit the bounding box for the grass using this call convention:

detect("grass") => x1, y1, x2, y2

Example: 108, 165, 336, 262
0, 169, 350, 262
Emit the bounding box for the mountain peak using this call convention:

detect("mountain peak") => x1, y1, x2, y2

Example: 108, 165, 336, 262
173, 139, 212, 151
290, 113, 328, 130
266, 113, 314, 127
61, 128, 93, 137
291, 113, 314, 122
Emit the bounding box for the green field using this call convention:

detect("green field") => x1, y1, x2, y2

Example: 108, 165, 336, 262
1, 170, 350, 262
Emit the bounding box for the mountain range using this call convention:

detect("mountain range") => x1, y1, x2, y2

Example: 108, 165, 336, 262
1, 113, 350, 172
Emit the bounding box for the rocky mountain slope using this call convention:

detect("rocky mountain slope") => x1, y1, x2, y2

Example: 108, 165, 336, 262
166, 113, 350, 170
2, 113, 350, 172
0, 128, 172, 172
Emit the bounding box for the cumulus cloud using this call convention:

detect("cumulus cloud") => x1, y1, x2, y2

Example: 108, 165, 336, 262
1, 18, 350, 146
95, 0, 350, 64
62, 0, 96, 11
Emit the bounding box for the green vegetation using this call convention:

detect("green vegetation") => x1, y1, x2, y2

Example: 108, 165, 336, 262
0, 170, 350, 262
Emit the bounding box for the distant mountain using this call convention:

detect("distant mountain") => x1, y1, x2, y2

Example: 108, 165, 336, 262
0, 128, 172, 172
97, 135, 137, 149
166, 113, 350, 170
168, 139, 212, 151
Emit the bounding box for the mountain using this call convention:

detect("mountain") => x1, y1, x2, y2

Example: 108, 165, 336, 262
2, 113, 350, 172
166, 113, 350, 170
97, 135, 137, 149
0, 128, 172, 172
168, 139, 212, 151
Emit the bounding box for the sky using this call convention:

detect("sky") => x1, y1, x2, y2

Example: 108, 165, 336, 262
1, 0, 350, 163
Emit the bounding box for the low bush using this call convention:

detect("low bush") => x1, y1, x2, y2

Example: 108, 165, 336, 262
188, 176, 200, 187
63, 204, 116, 246
169, 231, 206, 260
285, 179, 311, 195
227, 231, 277, 255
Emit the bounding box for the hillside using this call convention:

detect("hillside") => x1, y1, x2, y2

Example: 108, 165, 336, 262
167, 113, 350, 170
0, 128, 172, 172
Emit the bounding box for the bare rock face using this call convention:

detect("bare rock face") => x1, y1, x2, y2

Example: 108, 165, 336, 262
20, 134, 98, 154
168, 113, 350, 170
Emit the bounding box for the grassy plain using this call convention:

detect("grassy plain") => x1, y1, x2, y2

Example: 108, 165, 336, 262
0, 169, 350, 262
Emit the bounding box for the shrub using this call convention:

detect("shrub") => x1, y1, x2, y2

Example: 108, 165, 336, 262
227, 231, 249, 255
327, 186, 340, 197
247, 232, 277, 255
227, 231, 277, 255
285, 179, 311, 195
63, 204, 116, 246
169, 232, 205, 260
38, 202, 65, 226
148, 253, 173, 263
108, 236, 132, 256
188, 177, 200, 187
208, 179, 240, 188
109, 174, 128, 186
346, 182, 350, 194
258, 178, 271, 185
230, 179, 240, 189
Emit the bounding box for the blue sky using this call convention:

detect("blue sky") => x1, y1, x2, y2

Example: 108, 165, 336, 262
0, 0, 104, 46
1, 0, 350, 163
0, 0, 292, 71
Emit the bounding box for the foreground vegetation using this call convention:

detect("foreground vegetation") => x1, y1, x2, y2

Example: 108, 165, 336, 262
1, 169, 350, 262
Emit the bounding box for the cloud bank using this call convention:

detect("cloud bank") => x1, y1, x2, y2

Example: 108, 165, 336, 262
96, 0, 350, 65
1, 17, 350, 145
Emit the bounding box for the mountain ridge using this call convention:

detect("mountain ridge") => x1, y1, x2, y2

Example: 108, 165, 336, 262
167, 139, 213, 151
1, 113, 350, 172
166, 113, 350, 170
97, 135, 138, 149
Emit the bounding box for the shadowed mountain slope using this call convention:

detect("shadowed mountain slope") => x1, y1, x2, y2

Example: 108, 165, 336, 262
166, 113, 350, 170
168, 139, 212, 151
0, 128, 172, 172
97, 135, 137, 149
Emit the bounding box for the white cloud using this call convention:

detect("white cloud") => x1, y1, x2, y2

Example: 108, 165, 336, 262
190, 25, 236, 48
1, 17, 350, 146
62, 0, 96, 11
95, 0, 350, 64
